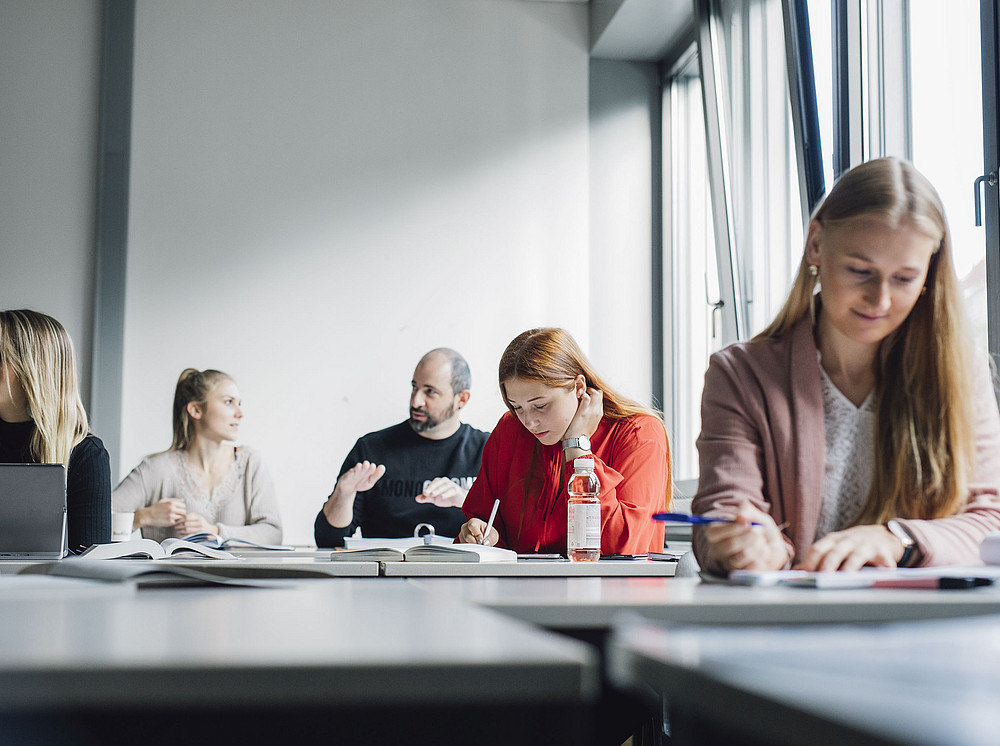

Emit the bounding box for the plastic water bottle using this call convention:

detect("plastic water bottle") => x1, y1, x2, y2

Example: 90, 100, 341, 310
567, 457, 600, 561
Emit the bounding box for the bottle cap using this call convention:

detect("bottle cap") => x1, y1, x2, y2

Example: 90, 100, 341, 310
573, 457, 595, 469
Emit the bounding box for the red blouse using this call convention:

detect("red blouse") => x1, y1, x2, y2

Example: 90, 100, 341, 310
463, 411, 668, 554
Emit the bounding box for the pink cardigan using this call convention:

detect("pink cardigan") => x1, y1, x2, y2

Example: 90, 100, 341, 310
692, 316, 1000, 572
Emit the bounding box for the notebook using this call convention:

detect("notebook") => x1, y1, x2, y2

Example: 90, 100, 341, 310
0, 463, 68, 559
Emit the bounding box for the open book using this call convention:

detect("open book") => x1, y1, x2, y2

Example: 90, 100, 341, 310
78, 538, 237, 561
180, 532, 294, 551
343, 535, 456, 550
330, 543, 517, 563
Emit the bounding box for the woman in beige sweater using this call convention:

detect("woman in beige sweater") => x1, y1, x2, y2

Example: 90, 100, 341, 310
113, 368, 282, 543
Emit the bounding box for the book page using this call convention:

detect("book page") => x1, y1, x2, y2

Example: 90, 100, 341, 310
344, 535, 455, 551
181, 533, 294, 551
77, 538, 165, 560
403, 544, 517, 563
328, 547, 405, 562
160, 539, 237, 560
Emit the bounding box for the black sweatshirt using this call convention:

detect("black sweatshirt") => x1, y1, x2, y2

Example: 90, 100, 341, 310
0, 418, 111, 551
314, 421, 488, 548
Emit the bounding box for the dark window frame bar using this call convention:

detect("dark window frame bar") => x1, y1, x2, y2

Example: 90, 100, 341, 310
783, 0, 827, 218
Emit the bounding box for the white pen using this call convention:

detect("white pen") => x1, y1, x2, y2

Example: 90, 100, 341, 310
481, 498, 500, 545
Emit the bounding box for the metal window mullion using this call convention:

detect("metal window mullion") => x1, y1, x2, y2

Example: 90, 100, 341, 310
833, 0, 865, 176
750, 2, 765, 323
869, 0, 883, 155
740, 2, 756, 322
782, 0, 826, 221
697, 0, 745, 344
663, 76, 676, 444
867, 0, 911, 159
982, 0, 1000, 372
652, 65, 664, 415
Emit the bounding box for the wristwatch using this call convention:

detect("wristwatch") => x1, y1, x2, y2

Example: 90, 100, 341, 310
886, 519, 916, 567
561, 435, 591, 453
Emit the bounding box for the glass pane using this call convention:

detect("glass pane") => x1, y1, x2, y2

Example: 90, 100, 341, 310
909, 0, 988, 353
714, 0, 804, 335
807, 0, 835, 193
669, 56, 718, 482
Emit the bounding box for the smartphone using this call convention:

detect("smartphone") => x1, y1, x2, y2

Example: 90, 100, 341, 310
516, 553, 566, 561
600, 553, 648, 560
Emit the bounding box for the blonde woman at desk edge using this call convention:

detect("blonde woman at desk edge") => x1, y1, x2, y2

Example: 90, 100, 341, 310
0, 309, 111, 551
458, 327, 671, 554
693, 157, 1000, 574
113, 368, 282, 543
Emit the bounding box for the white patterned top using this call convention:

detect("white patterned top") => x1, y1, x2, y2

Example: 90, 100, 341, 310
815, 364, 876, 540
112, 446, 282, 543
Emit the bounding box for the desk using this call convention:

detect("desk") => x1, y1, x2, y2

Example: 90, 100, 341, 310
382, 559, 678, 577
608, 614, 1000, 746
13, 556, 381, 579
0, 547, 343, 576
0, 577, 598, 745
407, 576, 1000, 629
145, 556, 380, 578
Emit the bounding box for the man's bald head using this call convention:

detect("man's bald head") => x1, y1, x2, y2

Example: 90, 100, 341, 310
417, 348, 471, 395
409, 348, 472, 439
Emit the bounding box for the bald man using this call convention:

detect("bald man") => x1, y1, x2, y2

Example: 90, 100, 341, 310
314, 349, 489, 548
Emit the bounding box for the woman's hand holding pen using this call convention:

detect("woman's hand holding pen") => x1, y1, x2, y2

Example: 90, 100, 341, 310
797, 524, 901, 572
458, 518, 498, 547
703, 504, 792, 572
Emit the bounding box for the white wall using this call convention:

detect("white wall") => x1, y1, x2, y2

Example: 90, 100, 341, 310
0, 0, 101, 407
589, 59, 658, 409
122, 0, 592, 543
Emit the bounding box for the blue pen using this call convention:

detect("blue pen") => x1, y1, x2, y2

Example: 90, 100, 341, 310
653, 512, 762, 527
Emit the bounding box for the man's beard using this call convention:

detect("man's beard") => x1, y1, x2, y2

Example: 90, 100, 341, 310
408, 401, 456, 433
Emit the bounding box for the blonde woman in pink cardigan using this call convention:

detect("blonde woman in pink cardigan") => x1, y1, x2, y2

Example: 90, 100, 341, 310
693, 158, 1000, 575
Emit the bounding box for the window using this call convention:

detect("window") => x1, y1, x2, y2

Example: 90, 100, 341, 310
909, 0, 988, 352
665, 48, 718, 481
666, 0, 804, 480
809, 0, 990, 354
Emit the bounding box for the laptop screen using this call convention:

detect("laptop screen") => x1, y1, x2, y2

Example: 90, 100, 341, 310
0, 463, 67, 559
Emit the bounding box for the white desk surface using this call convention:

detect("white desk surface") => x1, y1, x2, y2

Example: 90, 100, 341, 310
7, 556, 380, 578
407, 576, 1000, 628
0, 577, 598, 710
227, 546, 334, 557
382, 558, 678, 577
608, 614, 1000, 746
147, 556, 381, 577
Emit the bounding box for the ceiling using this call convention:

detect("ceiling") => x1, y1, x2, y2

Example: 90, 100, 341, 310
591, 0, 695, 60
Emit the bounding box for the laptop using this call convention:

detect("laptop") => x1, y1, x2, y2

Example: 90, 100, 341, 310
0, 463, 68, 559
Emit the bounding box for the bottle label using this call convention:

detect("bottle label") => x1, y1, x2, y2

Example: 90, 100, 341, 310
567, 502, 601, 551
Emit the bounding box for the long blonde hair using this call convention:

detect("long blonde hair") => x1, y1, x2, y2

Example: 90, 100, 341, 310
0, 309, 89, 466
761, 157, 974, 522
170, 368, 233, 451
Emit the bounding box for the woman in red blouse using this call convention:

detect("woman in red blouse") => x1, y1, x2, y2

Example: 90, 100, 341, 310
458, 328, 671, 554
